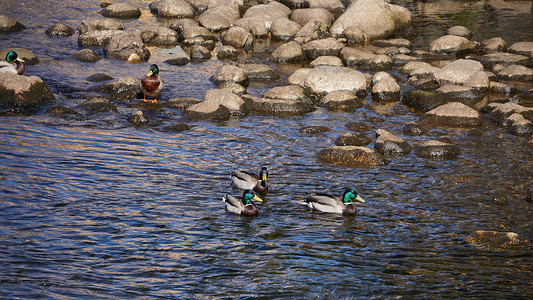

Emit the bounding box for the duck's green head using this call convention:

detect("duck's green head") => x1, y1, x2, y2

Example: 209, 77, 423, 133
343, 188, 365, 204
260, 167, 268, 181
242, 189, 263, 205
6, 51, 24, 63
146, 64, 159, 76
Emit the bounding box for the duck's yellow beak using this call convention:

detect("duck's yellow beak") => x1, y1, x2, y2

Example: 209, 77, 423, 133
16, 57, 24, 63
261, 174, 268, 181
146, 70, 153, 77
355, 195, 365, 203
253, 194, 263, 203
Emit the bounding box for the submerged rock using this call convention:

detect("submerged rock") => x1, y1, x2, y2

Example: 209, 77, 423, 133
345, 121, 370, 132
77, 97, 117, 112
335, 132, 372, 146
402, 122, 428, 136
466, 230, 522, 247
129, 110, 148, 126
46, 23, 75, 37
317, 145, 386, 167
414, 140, 460, 159
300, 125, 331, 134
421, 102, 482, 127
73, 49, 101, 62
100, 76, 140, 99
0, 73, 55, 113
401, 90, 446, 112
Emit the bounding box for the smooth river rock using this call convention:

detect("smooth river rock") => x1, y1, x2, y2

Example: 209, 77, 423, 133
149, 0, 195, 18
414, 140, 460, 159
335, 132, 372, 146
46, 23, 75, 37
99, 76, 140, 99
303, 66, 367, 97
317, 145, 386, 167
101, 2, 142, 19
428, 35, 477, 55
0, 15, 26, 33
0, 73, 55, 113
103, 32, 150, 61
374, 129, 411, 155
421, 102, 482, 127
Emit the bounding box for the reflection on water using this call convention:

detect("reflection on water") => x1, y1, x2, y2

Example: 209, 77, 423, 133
1, 0, 532, 298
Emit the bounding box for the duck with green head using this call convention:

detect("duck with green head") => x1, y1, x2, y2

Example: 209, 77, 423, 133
302, 188, 366, 215
230, 167, 269, 192
223, 189, 263, 216
0, 51, 25, 75
140, 64, 163, 103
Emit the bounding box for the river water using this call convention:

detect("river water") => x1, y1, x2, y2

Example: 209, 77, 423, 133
1, 0, 532, 298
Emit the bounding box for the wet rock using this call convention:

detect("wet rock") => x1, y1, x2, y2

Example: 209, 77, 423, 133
271, 41, 305, 63
302, 37, 343, 60
330, 0, 412, 39
335, 132, 372, 146
497, 64, 533, 82
445, 25, 472, 39
140, 27, 179, 46
505, 113, 533, 136
372, 72, 400, 102
101, 2, 141, 19
46, 23, 75, 37
0, 48, 39, 65
183, 104, 231, 121
103, 32, 150, 61
222, 26, 254, 49
372, 38, 412, 49
291, 8, 334, 27
300, 125, 331, 134
240, 64, 279, 80
339, 47, 376, 67
319, 90, 364, 111
464, 71, 490, 92
185, 89, 247, 118
428, 35, 477, 56
165, 55, 190, 66
345, 121, 370, 132
78, 18, 125, 34
73, 49, 101, 62
182, 37, 215, 51
170, 19, 214, 40
421, 102, 482, 127
189, 45, 211, 61
46, 105, 78, 116
271, 18, 302, 41
149, 0, 195, 18
263, 85, 310, 102
0, 73, 55, 114
317, 145, 386, 167
212, 64, 248, 88
434, 59, 484, 86
100, 76, 140, 99
374, 129, 411, 155
78, 30, 123, 47
465, 128, 485, 137
401, 61, 434, 75
165, 96, 202, 109
414, 140, 460, 159
479, 52, 531, 68
246, 91, 315, 116
360, 54, 392, 71
342, 26, 369, 45
219, 82, 246, 96
87, 73, 113, 82
401, 90, 446, 112
489, 102, 533, 123
466, 231, 521, 247
308, 0, 344, 14
294, 20, 330, 44
243, 2, 291, 23
288, 68, 312, 86
234, 18, 269, 38
480, 37, 507, 54
303, 66, 367, 97
280, 0, 309, 9
402, 122, 428, 136
436, 85, 481, 102
508, 41, 533, 58
163, 123, 191, 132
129, 110, 148, 126
77, 97, 117, 112
0, 15, 26, 33
197, 5, 240, 31
309, 56, 343, 68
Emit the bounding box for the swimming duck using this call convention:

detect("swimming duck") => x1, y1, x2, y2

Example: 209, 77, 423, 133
230, 167, 268, 192
0, 51, 25, 75
140, 64, 163, 103
223, 189, 263, 216
301, 188, 365, 215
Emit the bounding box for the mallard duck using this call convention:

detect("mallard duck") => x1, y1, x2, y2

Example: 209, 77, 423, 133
0, 51, 25, 75
301, 188, 365, 215
223, 189, 263, 216
140, 64, 163, 103
230, 167, 268, 192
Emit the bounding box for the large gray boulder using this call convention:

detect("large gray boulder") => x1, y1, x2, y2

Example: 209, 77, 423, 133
330, 0, 412, 39
103, 32, 150, 61
149, 0, 195, 18
303, 66, 367, 97
0, 73, 55, 113
421, 102, 482, 127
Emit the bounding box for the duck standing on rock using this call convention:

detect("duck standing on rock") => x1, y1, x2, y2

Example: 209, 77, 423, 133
140, 64, 163, 103
0, 51, 25, 75
302, 188, 366, 215
223, 189, 263, 217
230, 167, 269, 192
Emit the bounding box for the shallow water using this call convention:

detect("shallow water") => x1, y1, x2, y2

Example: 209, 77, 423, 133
1, 0, 533, 298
